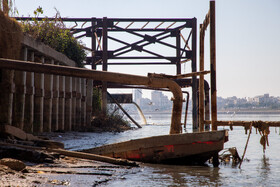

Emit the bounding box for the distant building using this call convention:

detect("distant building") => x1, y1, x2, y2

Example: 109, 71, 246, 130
133, 89, 142, 105
151, 91, 172, 110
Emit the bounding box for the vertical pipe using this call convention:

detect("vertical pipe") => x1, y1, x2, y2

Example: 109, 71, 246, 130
76, 78, 82, 130
24, 51, 34, 132
43, 59, 53, 132
102, 17, 108, 115
65, 76, 72, 131
199, 24, 205, 132
58, 75, 65, 131
52, 62, 59, 131
91, 17, 97, 70
191, 18, 198, 131
210, 0, 217, 131
176, 30, 181, 75
13, 47, 27, 129
34, 56, 44, 133
183, 92, 190, 130
86, 79, 93, 126
71, 77, 77, 130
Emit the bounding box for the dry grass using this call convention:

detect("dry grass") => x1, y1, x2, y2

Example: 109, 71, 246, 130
0, 9, 22, 59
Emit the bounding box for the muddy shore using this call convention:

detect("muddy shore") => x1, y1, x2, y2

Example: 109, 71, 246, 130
0, 129, 139, 186
0, 153, 139, 186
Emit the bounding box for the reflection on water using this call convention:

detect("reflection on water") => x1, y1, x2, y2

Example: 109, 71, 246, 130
50, 113, 280, 186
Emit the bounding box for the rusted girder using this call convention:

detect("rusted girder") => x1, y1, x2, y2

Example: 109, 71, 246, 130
0, 58, 183, 134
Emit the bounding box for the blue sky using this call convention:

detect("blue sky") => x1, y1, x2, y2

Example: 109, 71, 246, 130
14, 0, 280, 98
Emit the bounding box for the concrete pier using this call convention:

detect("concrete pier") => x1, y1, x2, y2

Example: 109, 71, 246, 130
43, 59, 54, 132
12, 48, 27, 129
0, 35, 93, 134
58, 75, 65, 131
65, 76, 72, 131
24, 50, 34, 132
33, 56, 45, 133
52, 62, 60, 131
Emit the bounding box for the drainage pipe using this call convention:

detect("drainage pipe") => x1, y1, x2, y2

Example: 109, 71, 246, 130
0, 58, 183, 134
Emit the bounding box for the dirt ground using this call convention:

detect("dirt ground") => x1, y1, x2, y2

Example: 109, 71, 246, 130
0, 155, 139, 186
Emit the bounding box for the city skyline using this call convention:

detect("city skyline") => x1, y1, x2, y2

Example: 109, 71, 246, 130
14, 0, 280, 98
131, 89, 280, 112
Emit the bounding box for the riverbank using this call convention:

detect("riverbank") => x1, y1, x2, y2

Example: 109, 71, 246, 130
0, 152, 138, 186
0, 124, 138, 186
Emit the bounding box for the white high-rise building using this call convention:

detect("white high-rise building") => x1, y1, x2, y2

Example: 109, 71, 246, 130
133, 89, 142, 105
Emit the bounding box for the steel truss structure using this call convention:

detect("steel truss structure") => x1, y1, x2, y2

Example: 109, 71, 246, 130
16, 17, 199, 129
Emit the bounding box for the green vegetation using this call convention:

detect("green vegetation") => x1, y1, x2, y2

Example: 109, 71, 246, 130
90, 107, 132, 132
89, 88, 132, 132
92, 88, 102, 115
21, 7, 86, 67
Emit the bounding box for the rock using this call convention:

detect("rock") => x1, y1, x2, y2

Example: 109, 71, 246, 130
33, 140, 64, 149
0, 158, 26, 171
0, 145, 56, 163
0, 125, 40, 141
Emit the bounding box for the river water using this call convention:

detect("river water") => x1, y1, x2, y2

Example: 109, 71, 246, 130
52, 113, 280, 186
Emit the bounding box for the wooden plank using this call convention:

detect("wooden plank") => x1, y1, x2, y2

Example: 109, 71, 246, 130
0, 142, 138, 167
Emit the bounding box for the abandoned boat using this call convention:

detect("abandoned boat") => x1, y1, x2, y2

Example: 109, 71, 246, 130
82, 130, 228, 165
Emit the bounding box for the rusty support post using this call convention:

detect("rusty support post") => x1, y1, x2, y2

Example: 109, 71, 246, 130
91, 17, 96, 70
43, 59, 53, 132
52, 61, 59, 131
65, 76, 72, 131
176, 30, 181, 75
24, 51, 34, 132
210, 0, 217, 131
58, 75, 65, 131
199, 24, 205, 132
191, 18, 198, 131
33, 56, 44, 133
102, 17, 108, 115
13, 48, 27, 130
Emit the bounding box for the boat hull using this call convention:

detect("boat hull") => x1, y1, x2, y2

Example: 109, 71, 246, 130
83, 130, 227, 165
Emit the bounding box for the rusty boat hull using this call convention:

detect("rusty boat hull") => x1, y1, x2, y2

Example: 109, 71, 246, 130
83, 130, 228, 165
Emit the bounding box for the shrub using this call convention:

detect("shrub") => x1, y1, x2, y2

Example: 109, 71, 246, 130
21, 7, 86, 67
